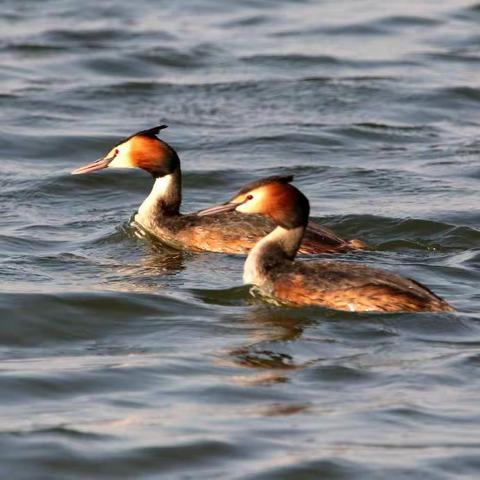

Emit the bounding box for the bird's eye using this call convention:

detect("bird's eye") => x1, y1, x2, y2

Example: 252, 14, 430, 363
246, 194, 253, 200
114, 149, 119, 156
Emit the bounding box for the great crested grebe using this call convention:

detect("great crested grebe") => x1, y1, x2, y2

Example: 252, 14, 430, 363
72, 125, 367, 254
199, 177, 453, 312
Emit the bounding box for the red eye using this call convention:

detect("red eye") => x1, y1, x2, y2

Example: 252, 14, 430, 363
114, 149, 119, 155
246, 194, 253, 200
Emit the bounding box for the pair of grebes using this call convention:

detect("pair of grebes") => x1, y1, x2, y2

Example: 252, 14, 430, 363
72, 126, 453, 313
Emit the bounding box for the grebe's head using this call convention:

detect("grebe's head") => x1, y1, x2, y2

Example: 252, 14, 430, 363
71, 125, 179, 178
198, 175, 310, 229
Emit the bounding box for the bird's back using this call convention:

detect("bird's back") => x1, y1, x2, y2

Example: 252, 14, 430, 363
143, 211, 365, 254
271, 261, 454, 312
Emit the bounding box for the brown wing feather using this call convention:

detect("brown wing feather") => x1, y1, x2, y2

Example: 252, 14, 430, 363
301, 220, 369, 253
272, 261, 453, 312
146, 212, 365, 254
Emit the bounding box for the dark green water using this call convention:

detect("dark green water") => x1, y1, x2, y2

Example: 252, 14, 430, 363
1, 1, 480, 478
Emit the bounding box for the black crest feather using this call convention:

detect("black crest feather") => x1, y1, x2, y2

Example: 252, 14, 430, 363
114, 125, 168, 147
145, 125, 168, 136
235, 175, 294, 196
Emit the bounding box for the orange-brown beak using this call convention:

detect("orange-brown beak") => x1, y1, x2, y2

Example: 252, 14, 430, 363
196, 201, 242, 216
71, 153, 116, 175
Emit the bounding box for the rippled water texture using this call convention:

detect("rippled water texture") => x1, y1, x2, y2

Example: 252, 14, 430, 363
1, 0, 480, 478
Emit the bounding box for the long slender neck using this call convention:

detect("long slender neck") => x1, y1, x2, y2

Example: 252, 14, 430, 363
243, 224, 305, 286
136, 167, 182, 227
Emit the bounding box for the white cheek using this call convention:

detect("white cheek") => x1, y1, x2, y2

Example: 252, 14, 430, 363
236, 202, 249, 213
236, 193, 265, 214
109, 145, 135, 169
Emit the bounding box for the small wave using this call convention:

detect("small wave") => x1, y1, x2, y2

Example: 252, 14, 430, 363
329, 123, 439, 144
425, 52, 480, 65
2, 43, 67, 56
337, 215, 480, 252
44, 28, 131, 45
135, 43, 223, 69
375, 14, 443, 28
0, 290, 210, 347
240, 52, 420, 71
240, 53, 342, 67
220, 13, 272, 28
0, 234, 67, 255
407, 86, 480, 114
275, 23, 388, 38
190, 285, 252, 306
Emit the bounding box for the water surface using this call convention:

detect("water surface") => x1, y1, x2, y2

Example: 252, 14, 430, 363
1, 0, 480, 478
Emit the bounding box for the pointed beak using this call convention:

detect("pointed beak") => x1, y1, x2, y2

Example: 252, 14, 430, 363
71, 155, 115, 175
196, 201, 241, 216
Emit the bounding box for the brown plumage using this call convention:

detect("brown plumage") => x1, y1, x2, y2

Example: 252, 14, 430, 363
270, 261, 454, 312
200, 178, 454, 313
72, 127, 367, 255
135, 210, 361, 254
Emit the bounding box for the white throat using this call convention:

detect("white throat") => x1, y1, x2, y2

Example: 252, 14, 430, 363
243, 225, 304, 286
136, 173, 176, 227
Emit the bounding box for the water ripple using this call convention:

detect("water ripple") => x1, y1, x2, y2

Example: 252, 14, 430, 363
1, 0, 479, 478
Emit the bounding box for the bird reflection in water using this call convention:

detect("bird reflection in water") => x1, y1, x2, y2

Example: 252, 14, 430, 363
101, 223, 188, 293
221, 308, 312, 381
220, 308, 315, 416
